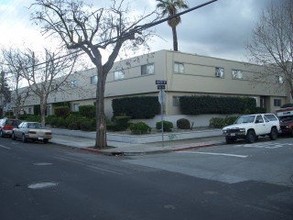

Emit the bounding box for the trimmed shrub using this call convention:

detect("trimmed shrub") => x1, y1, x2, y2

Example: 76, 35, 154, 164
112, 96, 160, 119
79, 105, 96, 118
19, 114, 41, 122
180, 96, 257, 115
176, 118, 191, 129
54, 106, 70, 118
156, 120, 173, 132
130, 122, 151, 135
112, 116, 131, 131
80, 120, 95, 131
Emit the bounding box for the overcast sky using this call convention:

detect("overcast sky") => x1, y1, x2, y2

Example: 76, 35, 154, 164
0, 0, 278, 63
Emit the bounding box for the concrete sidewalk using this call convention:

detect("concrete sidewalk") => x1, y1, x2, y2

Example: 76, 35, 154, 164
50, 128, 225, 155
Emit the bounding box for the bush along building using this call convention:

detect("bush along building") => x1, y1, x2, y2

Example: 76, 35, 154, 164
13, 50, 291, 128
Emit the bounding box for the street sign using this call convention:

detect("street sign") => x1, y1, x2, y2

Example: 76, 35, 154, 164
157, 85, 165, 90
155, 80, 167, 85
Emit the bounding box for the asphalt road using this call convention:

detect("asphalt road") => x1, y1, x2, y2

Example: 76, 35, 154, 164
0, 137, 292, 220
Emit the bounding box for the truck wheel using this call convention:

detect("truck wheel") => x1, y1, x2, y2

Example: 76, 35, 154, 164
246, 130, 256, 143
269, 127, 278, 140
225, 137, 235, 144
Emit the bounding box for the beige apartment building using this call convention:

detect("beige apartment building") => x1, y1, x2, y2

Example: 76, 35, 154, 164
19, 50, 290, 126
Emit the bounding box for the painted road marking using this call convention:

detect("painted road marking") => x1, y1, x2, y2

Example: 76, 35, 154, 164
236, 142, 292, 149
33, 162, 53, 166
178, 151, 248, 158
28, 182, 58, 189
0, 144, 11, 150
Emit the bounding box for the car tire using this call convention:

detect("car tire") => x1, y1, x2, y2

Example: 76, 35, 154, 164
225, 137, 235, 144
22, 134, 27, 143
246, 130, 256, 143
269, 127, 278, 140
43, 139, 48, 144
12, 132, 16, 140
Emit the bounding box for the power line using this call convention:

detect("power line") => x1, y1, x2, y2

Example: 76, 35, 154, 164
1, 0, 218, 72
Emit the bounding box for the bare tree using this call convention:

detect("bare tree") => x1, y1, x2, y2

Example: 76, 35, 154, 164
20, 48, 77, 126
1, 48, 30, 119
31, 0, 157, 149
247, 0, 293, 100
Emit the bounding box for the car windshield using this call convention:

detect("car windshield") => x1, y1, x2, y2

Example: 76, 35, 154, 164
28, 123, 42, 129
234, 115, 255, 124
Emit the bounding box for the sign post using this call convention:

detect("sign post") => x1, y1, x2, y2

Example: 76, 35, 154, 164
156, 80, 167, 146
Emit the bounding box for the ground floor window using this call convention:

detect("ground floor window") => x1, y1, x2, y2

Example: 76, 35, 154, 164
273, 99, 282, 107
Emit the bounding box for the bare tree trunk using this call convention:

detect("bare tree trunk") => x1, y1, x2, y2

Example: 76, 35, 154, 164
95, 68, 107, 149
172, 26, 178, 51
40, 96, 47, 127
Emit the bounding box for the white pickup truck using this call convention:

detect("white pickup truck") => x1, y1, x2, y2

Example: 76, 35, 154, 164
222, 113, 280, 144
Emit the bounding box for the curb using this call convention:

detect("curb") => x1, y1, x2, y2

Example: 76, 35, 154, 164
80, 141, 225, 156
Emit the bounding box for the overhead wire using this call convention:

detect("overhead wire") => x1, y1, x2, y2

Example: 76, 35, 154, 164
1, 0, 218, 73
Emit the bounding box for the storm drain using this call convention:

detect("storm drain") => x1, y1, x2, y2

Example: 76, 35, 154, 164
28, 182, 58, 189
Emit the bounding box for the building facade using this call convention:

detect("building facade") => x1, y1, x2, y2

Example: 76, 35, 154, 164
17, 50, 291, 125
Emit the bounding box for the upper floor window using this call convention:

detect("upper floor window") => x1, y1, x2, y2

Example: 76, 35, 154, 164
174, 62, 184, 73
114, 70, 125, 80
141, 63, 155, 75
90, 75, 98, 84
71, 80, 78, 87
215, 67, 224, 78
277, 76, 284, 84
232, 69, 243, 79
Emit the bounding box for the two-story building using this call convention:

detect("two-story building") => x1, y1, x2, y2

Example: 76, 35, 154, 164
17, 50, 291, 126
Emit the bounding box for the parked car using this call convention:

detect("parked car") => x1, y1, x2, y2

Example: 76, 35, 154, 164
276, 107, 293, 136
222, 113, 280, 144
12, 122, 52, 143
0, 118, 21, 137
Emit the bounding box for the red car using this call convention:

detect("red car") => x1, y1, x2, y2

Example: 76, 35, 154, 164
0, 118, 21, 137
276, 107, 293, 136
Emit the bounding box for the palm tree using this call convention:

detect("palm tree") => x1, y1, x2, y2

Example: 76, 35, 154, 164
156, 0, 189, 51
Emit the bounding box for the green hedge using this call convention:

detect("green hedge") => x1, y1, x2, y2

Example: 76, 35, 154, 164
54, 106, 71, 118
112, 96, 160, 119
79, 105, 96, 118
209, 116, 238, 128
180, 96, 257, 115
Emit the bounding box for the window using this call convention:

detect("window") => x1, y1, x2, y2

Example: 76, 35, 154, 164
114, 70, 125, 80
255, 115, 264, 123
277, 76, 284, 84
172, 96, 180, 106
90, 75, 98, 84
215, 67, 224, 78
232, 69, 243, 79
174, 62, 184, 73
264, 114, 278, 121
71, 80, 78, 87
141, 64, 154, 75
72, 103, 79, 112
274, 99, 282, 107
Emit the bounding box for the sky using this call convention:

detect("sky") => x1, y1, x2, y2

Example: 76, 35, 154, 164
0, 0, 278, 63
